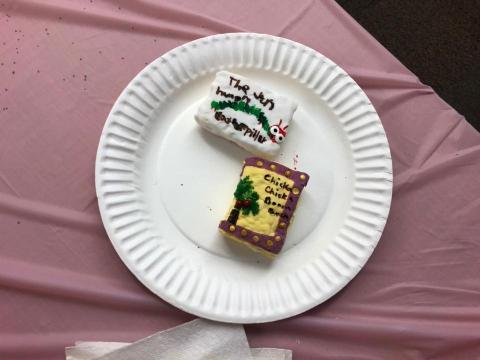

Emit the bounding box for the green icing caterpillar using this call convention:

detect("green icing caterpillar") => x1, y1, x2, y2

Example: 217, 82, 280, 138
211, 100, 271, 135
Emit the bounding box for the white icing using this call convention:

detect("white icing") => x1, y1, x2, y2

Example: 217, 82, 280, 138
195, 71, 297, 157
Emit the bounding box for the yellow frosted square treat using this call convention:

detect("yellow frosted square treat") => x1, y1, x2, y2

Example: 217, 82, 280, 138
219, 157, 309, 258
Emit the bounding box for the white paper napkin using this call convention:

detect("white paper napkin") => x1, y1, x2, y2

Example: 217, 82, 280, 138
65, 319, 291, 360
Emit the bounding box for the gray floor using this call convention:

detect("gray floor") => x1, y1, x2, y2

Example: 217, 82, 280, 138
336, 0, 479, 131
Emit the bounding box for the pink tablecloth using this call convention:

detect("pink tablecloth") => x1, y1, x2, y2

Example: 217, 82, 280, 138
1, 1, 479, 359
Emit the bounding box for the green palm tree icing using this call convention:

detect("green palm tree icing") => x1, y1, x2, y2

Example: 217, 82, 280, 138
234, 176, 260, 216
227, 176, 260, 225
211, 100, 271, 134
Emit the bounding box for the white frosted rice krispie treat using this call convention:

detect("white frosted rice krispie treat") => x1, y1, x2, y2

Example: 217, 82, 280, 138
195, 71, 297, 157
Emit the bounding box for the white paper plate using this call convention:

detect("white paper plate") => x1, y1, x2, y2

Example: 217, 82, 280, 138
96, 33, 392, 323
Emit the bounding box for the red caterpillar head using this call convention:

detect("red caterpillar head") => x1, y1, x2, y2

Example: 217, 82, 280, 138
269, 119, 288, 143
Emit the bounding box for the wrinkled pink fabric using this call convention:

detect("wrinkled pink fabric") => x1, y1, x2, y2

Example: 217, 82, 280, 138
1, 0, 479, 359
